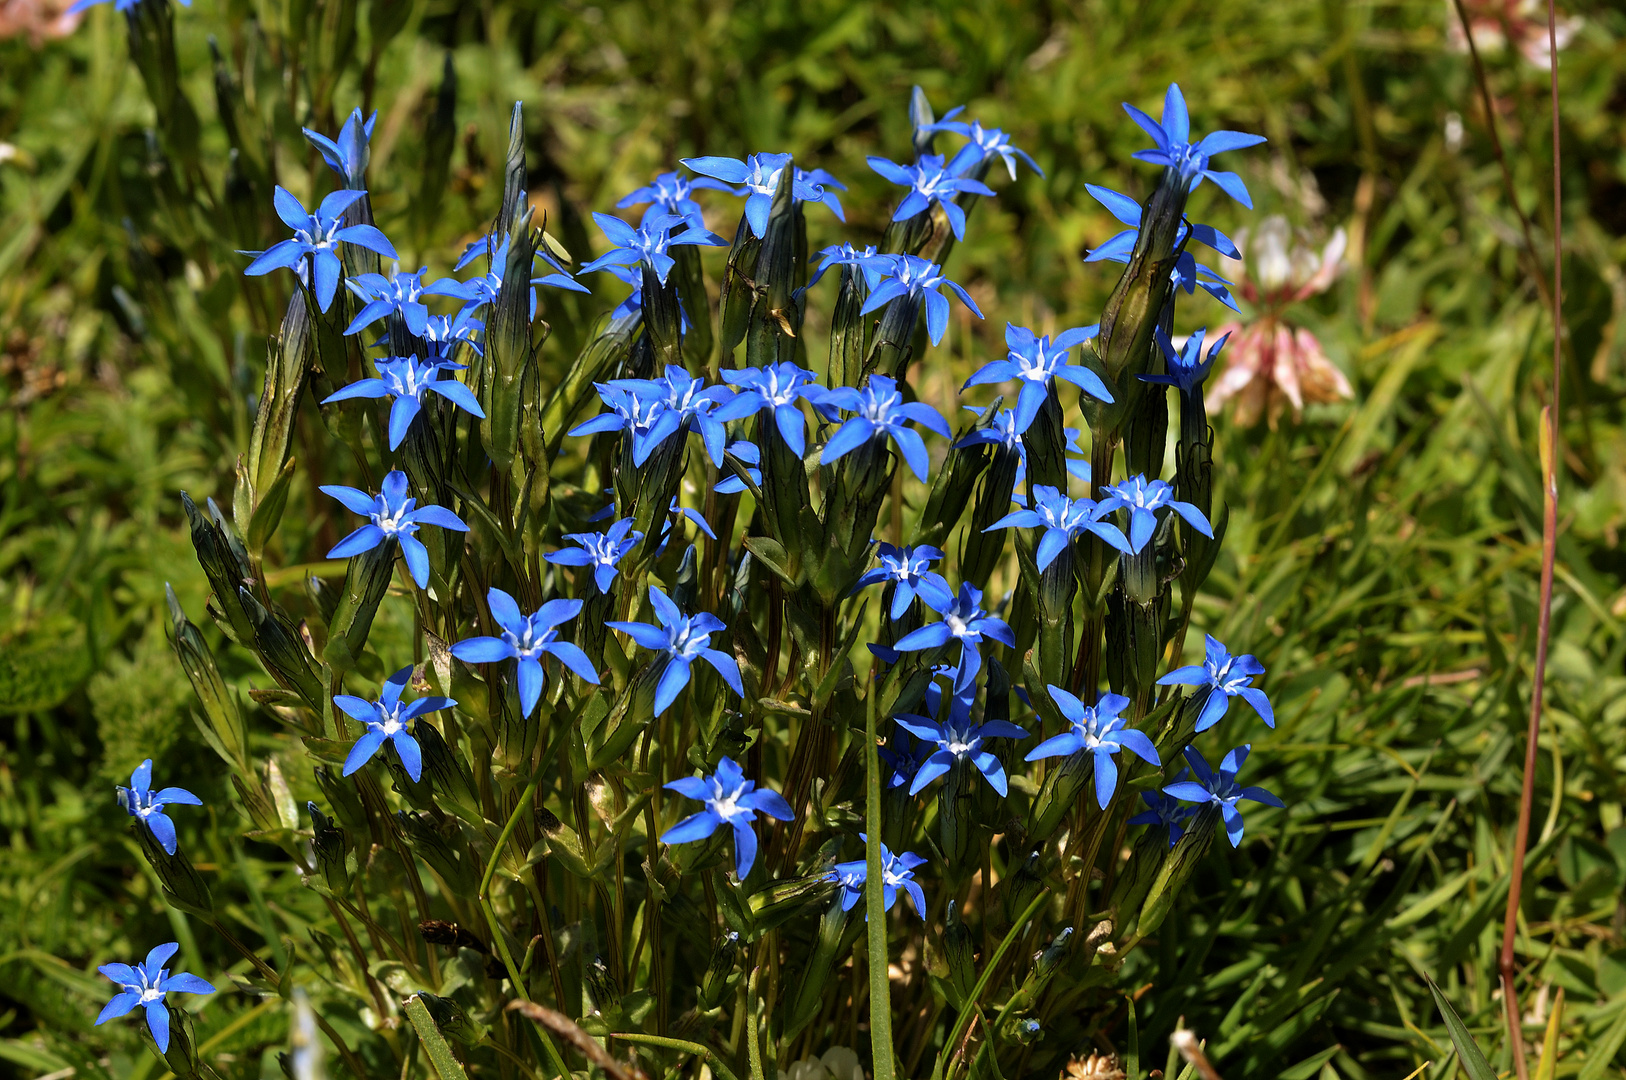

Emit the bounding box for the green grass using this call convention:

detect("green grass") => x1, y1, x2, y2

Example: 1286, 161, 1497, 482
2, 0, 1625, 1078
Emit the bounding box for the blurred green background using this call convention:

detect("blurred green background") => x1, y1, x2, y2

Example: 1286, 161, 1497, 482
3, 0, 1626, 1076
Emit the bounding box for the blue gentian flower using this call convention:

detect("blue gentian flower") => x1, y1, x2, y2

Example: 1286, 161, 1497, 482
580, 212, 727, 286
717, 439, 761, 494
303, 108, 377, 189
609, 365, 734, 466
423, 309, 485, 363
242, 187, 398, 312
1084, 183, 1240, 309
829, 835, 927, 917
116, 759, 202, 856
1142, 326, 1230, 395
880, 733, 932, 790
333, 665, 454, 782
963, 323, 1112, 432
320, 470, 469, 589
1128, 778, 1196, 848
947, 121, 1044, 181
893, 582, 1015, 693
70, 0, 189, 14
617, 170, 739, 226
607, 586, 743, 716
986, 485, 1131, 570
1101, 474, 1213, 554
894, 688, 1028, 796
859, 255, 982, 346
322, 355, 486, 450
449, 589, 599, 716
660, 755, 793, 879
814, 375, 951, 482
1162, 744, 1284, 847
866, 153, 995, 241
95, 943, 213, 1053
853, 542, 954, 620
681, 153, 846, 237
809, 243, 889, 289
1124, 84, 1267, 206
342, 266, 431, 338
428, 234, 589, 319
1157, 633, 1274, 731
712, 363, 821, 457
567, 383, 675, 466
544, 518, 643, 593
1024, 688, 1160, 809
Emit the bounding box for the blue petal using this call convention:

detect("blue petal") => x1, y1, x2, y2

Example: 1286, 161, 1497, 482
344, 730, 387, 775
661, 809, 722, 844
653, 656, 692, 716
146, 1001, 172, 1053
516, 656, 546, 718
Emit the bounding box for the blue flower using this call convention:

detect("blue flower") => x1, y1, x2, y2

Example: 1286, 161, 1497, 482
449, 589, 599, 716
242, 187, 398, 312
859, 255, 982, 346
116, 759, 202, 856
1024, 688, 1160, 809
866, 153, 995, 240
986, 485, 1131, 570
893, 582, 1015, 693
853, 543, 954, 620
342, 266, 431, 338
1128, 779, 1196, 848
608, 365, 734, 467
1157, 633, 1273, 731
580, 212, 727, 286
321, 355, 486, 450
423, 309, 485, 363
653, 497, 717, 556
711, 362, 821, 457
1123, 83, 1267, 207
1084, 183, 1240, 309
607, 586, 744, 716
809, 243, 889, 289
661, 756, 793, 879
321, 471, 469, 588
1162, 744, 1284, 847
880, 733, 932, 790
429, 234, 589, 318
716, 438, 761, 494
1142, 326, 1230, 396
828, 835, 927, 918
948, 121, 1044, 181
567, 383, 676, 466
815, 374, 950, 482
963, 323, 1112, 432
617, 170, 739, 226
69, 0, 189, 14
1101, 474, 1213, 554
96, 943, 213, 1053
894, 688, 1028, 797
333, 665, 454, 782
544, 518, 643, 593
681, 153, 846, 238
303, 108, 376, 190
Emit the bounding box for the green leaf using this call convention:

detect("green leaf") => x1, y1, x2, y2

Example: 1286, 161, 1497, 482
404, 992, 471, 1080
1425, 976, 1497, 1080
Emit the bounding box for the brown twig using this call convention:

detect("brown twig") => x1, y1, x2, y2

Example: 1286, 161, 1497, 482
507, 1000, 651, 1080
1497, 2, 1565, 1078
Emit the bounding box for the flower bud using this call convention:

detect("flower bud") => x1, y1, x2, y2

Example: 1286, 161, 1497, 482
308, 802, 353, 897
166, 584, 249, 772
133, 821, 214, 918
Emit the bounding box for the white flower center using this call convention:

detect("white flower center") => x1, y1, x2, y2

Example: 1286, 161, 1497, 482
945, 613, 969, 638
140, 986, 164, 1004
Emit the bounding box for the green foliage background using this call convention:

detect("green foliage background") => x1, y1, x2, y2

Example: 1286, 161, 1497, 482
2, 0, 1625, 1077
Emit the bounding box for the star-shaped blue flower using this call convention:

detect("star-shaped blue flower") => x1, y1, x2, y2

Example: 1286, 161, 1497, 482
809, 243, 890, 289
607, 586, 743, 716
580, 212, 727, 286
608, 365, 734, 467
334, 665, 454, 782
986, 485, 1132, 570
963, 323, 1112, 433
681, 153, 846, 237
1142, 326, 1230, 396
660, 755, 793, 879
322, 355, 486, 450
712, 362, 821, 457
1127, 778, 1196, 848
814, 374, 951, 482
859, 255, 982, 347
1124, 83, 1267, 207
880, 732, 933, 790
544, 518, 643, 593
96, 942, 213, 1053
342, 266, 432, 338
853, 542, 954, 620
828, 834, 927, 918
116, 759, 202, 856
1101, 474, 1213, 554
617, 170, 739, 226
894, 686, 1028, 797
567, 383, 676, 466
422, 309, 485, 363
893, 582, 1015, 693
1084, 184, 1240, 310
1157, 633, 1273, 732
866, 153, 995, 241
320, 470, 469, 589
449, 589, 599, 716
428, 235, 589, 322
303, 108, 376, 190
242, 187, 398, 312
1024, 688, 1160, 809
1162, 744, 1284, 847
947, 121, 1044, 181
